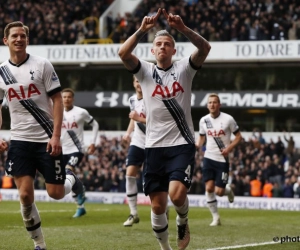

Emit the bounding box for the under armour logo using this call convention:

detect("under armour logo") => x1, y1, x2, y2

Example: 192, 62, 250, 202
184, 177, 191, 183
30, 70, 34, 80
8, 160, 14, 171
56, 175, 63, 180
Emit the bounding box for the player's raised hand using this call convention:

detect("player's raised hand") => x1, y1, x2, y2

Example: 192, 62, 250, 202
140, 8, 162, 32
162, 9, 185, 31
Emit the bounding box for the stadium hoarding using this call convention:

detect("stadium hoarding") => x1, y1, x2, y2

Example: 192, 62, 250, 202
1, 40, 300, 64
74, 91, 300, 109
1, 189, 300, 211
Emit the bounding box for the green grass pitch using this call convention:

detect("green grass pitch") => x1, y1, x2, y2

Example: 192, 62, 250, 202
0, 201, 298, 250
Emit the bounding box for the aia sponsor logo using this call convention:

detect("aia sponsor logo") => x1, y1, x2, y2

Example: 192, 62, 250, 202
62, 122, 78, 129
207, 130, 226, 137
7, 83, 41, 101
152, 81, 184, 98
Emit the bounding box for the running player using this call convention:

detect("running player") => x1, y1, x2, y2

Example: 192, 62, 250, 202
61, 88, 99, 218
0, 21, 84, 250
196, 93, 242, 226
118, 8, 211, 250
122, 76, 146, 226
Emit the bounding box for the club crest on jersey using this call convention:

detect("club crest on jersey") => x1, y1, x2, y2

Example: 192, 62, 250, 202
7, 84, 41, 101
152, 81, 184, 98
207, 129, 226, 137
171, 72, 177, 80
30, 70, 34, 80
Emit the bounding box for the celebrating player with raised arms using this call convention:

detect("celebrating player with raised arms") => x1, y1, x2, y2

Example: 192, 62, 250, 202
118, 8, 211, 250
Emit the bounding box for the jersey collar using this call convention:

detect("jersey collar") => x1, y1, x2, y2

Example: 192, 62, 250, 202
9, 53, 30, 67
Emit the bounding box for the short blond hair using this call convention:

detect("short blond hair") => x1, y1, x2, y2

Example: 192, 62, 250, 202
62, 88, 75, 97
208, 93, 220, 103
154, 30, 175, 46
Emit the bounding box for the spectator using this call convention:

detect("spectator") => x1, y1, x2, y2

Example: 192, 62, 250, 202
271, 182, 283, 197
282, 177, 294, 198
262, 180, 273, 198
250, 175, 262, 197
284, 133, 295, 157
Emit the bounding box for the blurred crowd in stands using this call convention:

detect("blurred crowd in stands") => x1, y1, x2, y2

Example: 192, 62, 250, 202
1, 0, 300, 45
0, 0, 112, 45
112, 0, 300, 43
1, 131, 300, 198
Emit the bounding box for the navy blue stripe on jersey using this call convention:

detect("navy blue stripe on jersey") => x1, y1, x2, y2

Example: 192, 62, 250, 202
129, 98, 135, 111
204, 117, 228, 162
204, 118, 213, 129
214, 137, 225, 150
152, 69, 163, 85
0, 65, 18, 85
137, 122, 146, 134
214, 136, 229, 162
162, 99, 194, 144
47, 86, 62, 97
67, 130, 83, 152
20, 99, 54, 138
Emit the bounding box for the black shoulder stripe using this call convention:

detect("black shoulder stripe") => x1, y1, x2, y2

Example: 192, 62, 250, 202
189, 56, 202, 70
128, 60, 141, 74
47, 86, 62, 97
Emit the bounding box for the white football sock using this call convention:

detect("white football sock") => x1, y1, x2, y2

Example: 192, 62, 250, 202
21, 203, 46, 249
126, 176, 138, 215
151, 210, 171, 250
206, 191, 219, 220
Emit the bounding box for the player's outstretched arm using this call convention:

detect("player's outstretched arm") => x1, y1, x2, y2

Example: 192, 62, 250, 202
162, 8, 211, 68
118, 8, 162, 71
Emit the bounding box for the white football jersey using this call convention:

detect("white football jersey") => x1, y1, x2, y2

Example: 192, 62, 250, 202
61, 106, 94, 154
0, 54, 61, 142
199, 112, 239, 162
135, 57, 196, 148
128, 94, 146, 149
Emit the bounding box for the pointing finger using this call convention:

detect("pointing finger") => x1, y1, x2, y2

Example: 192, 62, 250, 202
153, 8, 162, 22
162, 8, 169, 19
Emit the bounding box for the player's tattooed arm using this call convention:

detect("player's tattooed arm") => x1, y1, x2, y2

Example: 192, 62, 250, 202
182, 27, 211, 68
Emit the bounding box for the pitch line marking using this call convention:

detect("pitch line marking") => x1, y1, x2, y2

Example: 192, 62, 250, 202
201, 241, 279, 250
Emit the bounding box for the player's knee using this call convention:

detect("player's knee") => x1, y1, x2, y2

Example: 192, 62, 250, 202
47, 189, 64, 200
151, 202, 166, 214
215, 189, 225, 197
170, 194, 185, 207
206, 187, 214, 193
19, 191, 33, 204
